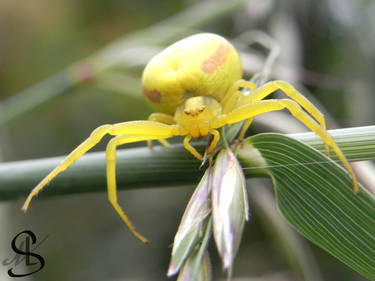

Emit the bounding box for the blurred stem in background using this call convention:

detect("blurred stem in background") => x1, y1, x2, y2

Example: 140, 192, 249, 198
0, 0, 245, 128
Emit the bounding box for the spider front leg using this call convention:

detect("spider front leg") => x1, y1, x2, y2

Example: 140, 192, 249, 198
106, 133, 178, 243
220, 79, 256, 140
218, 99, 358, 193
22, 121, 179, 242
221, 79, 256, 113
245, 80, 330, 155
147, 113, 175, 147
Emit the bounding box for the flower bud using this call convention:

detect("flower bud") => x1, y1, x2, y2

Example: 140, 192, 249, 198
176, 218, 212, 281
168, 169, 212, 276
211, 148, 249, 270
176, 250, 212, 281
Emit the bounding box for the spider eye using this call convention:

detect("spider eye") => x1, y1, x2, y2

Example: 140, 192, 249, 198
184, 106, 205, 117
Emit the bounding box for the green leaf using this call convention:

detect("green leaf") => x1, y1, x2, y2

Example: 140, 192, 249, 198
235, 133, 375, 281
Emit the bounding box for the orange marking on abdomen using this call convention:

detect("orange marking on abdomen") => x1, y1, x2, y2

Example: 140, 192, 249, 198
201, 43, 231, 74
142, 87, 161, 103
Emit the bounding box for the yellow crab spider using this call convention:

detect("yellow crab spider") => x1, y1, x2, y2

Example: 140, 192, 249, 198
22, 33, 358, 243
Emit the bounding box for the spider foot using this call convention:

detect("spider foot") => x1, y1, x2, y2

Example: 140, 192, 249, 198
200, 151, 210, 168
324, 144, 330, 157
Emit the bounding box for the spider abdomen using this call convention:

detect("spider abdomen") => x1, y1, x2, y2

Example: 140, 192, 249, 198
141, 33, 242, 115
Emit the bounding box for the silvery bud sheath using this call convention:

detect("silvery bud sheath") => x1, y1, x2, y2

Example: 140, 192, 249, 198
177, 250, 212, 281
168, 148, 249, 280
212, 148, 249, 270
168, 169, 212, 276
176, 220, 212, 281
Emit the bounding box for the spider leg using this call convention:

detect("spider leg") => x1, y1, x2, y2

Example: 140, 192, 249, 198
221, 80, 256, 140
201, 130, 221, 164
217, 99, 357, 193
221, 79, 256, 113
106, 134, 177, 243
147, 113, 175, 147
238, 118, 254, 139
183, 135, 203, 160
245, 80, 330, 155
22, 121, 178, 212
207, 129, 220, 154
148, 112, 175, 124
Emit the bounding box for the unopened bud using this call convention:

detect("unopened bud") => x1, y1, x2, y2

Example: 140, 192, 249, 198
211, 148, 249, 270
168, 169, 212, 276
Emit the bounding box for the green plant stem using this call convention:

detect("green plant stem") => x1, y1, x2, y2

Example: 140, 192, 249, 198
0, 126, 374, 201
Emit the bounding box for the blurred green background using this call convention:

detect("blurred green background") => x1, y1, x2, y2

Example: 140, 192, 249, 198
0, 0, 374, 280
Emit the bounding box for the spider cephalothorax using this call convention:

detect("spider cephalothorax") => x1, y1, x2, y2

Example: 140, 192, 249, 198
23, 33, 357, 243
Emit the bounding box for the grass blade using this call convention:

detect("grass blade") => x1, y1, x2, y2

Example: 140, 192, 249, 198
236, 133, 375, 280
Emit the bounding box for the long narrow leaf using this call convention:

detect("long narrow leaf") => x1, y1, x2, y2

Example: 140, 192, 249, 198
236, 133, 375, 280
